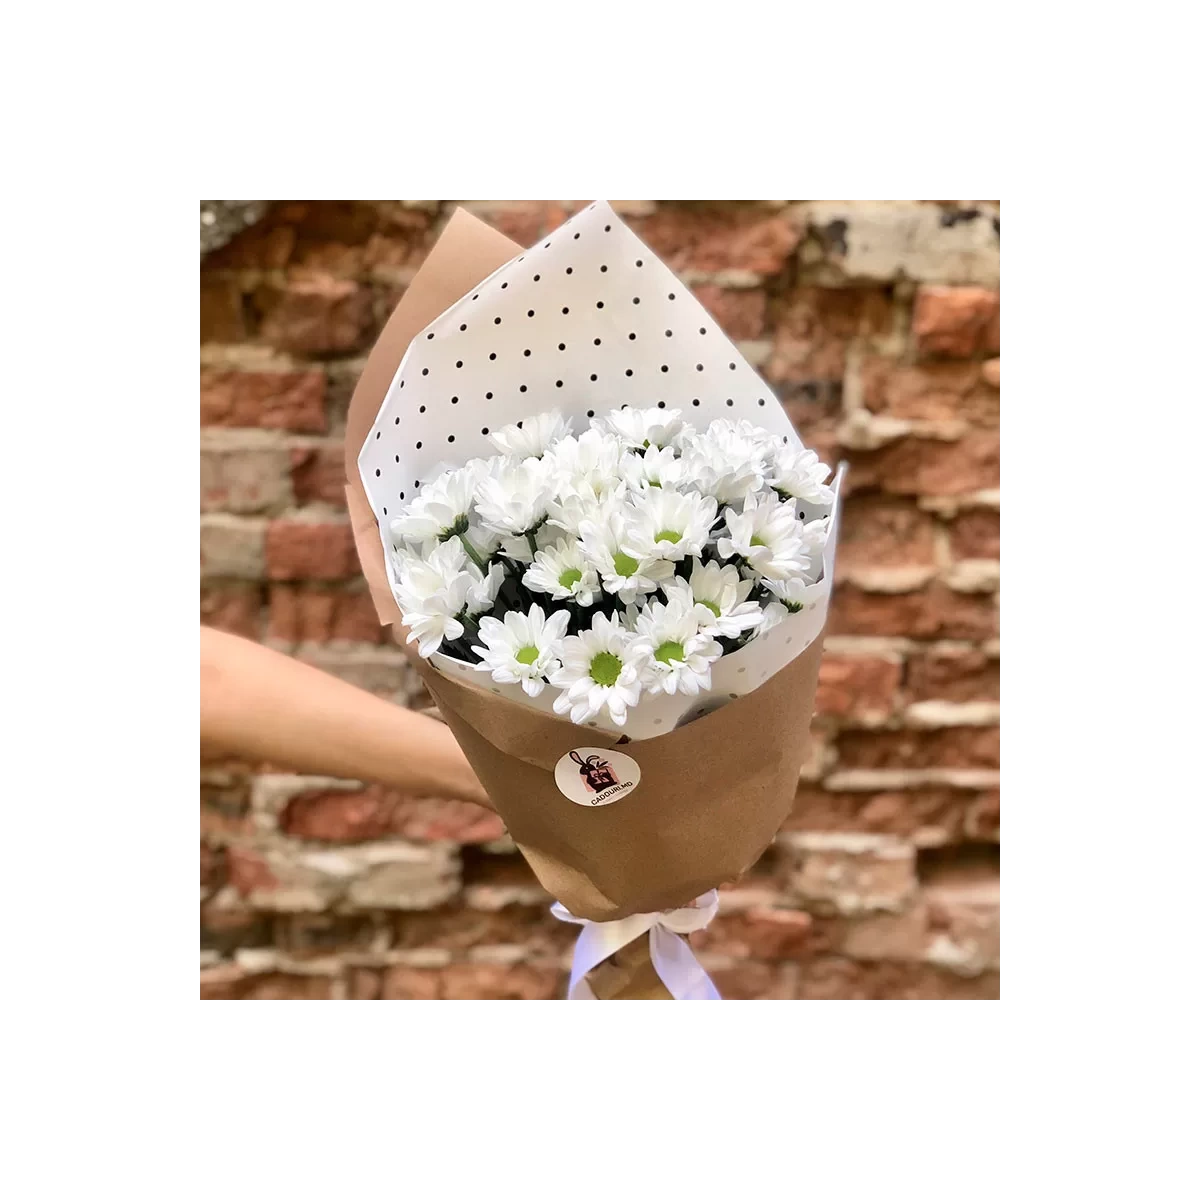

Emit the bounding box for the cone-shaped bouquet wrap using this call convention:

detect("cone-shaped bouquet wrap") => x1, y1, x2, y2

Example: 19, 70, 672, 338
346, 203, 844, 999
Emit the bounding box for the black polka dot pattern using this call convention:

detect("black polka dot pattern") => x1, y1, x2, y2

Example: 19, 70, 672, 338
360, 201, 801, 555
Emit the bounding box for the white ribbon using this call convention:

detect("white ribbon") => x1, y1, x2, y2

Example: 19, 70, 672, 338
550, 890, 722, 1000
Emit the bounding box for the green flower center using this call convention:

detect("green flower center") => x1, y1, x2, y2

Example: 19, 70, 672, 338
697, 598, 722, 618
589, 651, 623, 686
438, 513, 470, 542
654, 640, 686, 665
613, 552, 640, 578
515, 645, 540, 666
648, 479, 662, 488
656, 529, 682, 544
558, 567, 583, 589
783, 599, 806, 613
749, 534, 767, 547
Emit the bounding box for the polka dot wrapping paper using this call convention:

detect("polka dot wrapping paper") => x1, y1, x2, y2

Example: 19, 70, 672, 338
358, 201, 844, 739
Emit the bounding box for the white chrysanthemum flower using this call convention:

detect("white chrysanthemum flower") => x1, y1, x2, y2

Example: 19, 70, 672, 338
717, 491, 811, 581
466, 562, 506, 616
593, 405, 684, 451
625, 488, 718, 562
755, 601, 788, 639
762, 575, 824, 613
392, 539, 474, 658
798, 515, 831, 577
524, 538, 602, 607
768, 443, 834, 507
578, 508, 676, 602
388, 464, 479, 545
549, 611, 643, 726
473, 604, 570, 698
488, 410, 573, 459
629, 597, 723, 697
543, 429, 624, 497
678, 425, 767, 504
621, 444, 687, 492
546, 482, 627, 538
474, 456, 554, 538
664, 558, 764, 639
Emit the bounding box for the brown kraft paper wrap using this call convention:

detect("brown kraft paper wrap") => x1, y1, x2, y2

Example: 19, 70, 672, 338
345, 207, 830, 998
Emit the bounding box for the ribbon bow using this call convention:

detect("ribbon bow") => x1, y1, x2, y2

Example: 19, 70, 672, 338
550, 890, 721, 1000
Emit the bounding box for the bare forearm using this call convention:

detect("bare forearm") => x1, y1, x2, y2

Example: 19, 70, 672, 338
200, 628, 491, 808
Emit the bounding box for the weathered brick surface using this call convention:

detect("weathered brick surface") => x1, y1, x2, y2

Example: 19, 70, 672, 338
264, 519, 358, 581
267, 585, 387, 645
912, 286, 1000, 358
200, 200, 1000, 1000
200, 435, 294, 514
201, 368, 327, 432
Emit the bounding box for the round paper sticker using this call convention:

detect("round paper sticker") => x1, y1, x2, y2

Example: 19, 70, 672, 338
554, 747, 642, 807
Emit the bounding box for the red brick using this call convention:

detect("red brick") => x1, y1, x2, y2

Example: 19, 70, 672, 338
200, 278, 248, 343
794, 957, 999, 1000
280, 786, 504, 844
837, 727, 1000, 771
380, 966, 442, 1000
200, 583, 263, 638
949, 508, 1000, 560
964, 789, 1001, 840
690, 285, 768, 340
829, 584, 998, 640
861, 358, 998, 425
200, 369, 327, 432
264, 521, 358, 581
634, 206, 801, 275
786, 785, 997, 842
768, 287, 892, 383
226, 847, 278, 898
912, 286, 1000, 358
815, 655, 901, 721
441, 963, 562, 1000
267, 585, 385, 644
707, 961, 797, 1000
692, 908, 814, 960
849, 431, 1000, 496
204, 222, 296, 269
839, 495, 938, 569
906, 649, 1000, 704
290, 443, 349, 508
393, 906, 573, 957
349, 968, 383, 999
257, 275, 374, 357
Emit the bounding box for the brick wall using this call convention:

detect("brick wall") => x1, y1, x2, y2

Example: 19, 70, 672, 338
200, 200, 999, 1000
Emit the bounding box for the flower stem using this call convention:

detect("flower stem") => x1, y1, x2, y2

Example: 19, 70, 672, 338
460, 612, 481, 638
458, 533, 487, 574
525, 530, 539, 559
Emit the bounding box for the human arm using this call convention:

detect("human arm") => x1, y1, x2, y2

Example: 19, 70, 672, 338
200, 627, 491, 809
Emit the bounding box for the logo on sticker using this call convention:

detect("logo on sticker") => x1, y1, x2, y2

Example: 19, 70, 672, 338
554, 747, 641, 807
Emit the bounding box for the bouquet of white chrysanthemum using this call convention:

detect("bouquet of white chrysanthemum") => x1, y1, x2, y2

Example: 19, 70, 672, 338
348, 201, 845, 999
386, 407, 834, 735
